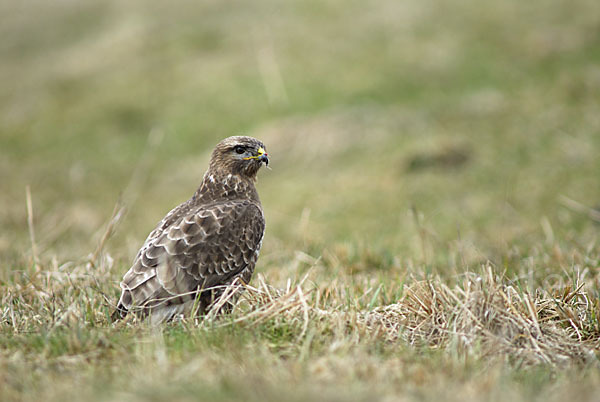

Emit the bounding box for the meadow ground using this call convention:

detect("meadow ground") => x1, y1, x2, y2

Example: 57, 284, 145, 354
1, 0, 600, 400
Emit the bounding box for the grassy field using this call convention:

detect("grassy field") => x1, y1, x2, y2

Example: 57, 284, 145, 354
2, 0, 600, 400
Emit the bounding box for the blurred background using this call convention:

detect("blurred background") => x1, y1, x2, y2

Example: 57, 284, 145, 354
1, 0, 599, 278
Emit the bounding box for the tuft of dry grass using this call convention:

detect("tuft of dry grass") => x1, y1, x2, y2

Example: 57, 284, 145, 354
201, 266, 600, 369
364, 266, 600, 366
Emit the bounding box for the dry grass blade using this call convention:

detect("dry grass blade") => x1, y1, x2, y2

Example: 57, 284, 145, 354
88, 202, 125, 268
25, 185, 40, 270
559, 195, 600, 223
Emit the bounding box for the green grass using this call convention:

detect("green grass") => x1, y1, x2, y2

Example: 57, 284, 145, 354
2, 0, 600, 400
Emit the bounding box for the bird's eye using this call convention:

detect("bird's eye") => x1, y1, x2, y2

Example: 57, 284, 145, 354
234, 146, 245, 155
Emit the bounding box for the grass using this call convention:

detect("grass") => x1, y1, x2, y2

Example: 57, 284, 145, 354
2, 0, 600, 400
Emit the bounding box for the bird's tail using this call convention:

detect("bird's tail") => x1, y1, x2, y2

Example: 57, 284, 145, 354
110, 303, 128, 322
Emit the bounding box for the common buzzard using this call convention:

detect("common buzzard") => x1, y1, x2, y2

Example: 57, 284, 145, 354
113, 136, 268, 324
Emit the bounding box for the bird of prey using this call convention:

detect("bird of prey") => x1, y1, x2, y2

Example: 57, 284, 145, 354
113, 136, 269, 324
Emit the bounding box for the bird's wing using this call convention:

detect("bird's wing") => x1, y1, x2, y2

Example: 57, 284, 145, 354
117, 199, 265, 314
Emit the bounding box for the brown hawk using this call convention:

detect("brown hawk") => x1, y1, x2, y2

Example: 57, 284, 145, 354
113, 136, 269, 324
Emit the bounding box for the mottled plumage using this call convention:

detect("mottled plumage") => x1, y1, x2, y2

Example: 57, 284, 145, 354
113, 136, 268, 324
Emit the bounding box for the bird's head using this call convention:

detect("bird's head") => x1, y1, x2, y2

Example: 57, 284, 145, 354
208, 136, 269, 179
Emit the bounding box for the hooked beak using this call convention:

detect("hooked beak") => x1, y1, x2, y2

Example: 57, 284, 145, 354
243, 146, 269, 166
257, 147, 269, 166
